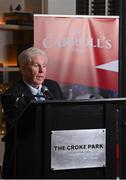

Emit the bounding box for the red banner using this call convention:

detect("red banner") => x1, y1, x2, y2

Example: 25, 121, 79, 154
34, 15, 119, 98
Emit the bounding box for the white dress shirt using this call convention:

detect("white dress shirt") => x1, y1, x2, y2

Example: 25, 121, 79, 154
23, 81, 45, 101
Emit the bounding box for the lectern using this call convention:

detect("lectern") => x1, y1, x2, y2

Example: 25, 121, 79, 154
4, 98, 126, 179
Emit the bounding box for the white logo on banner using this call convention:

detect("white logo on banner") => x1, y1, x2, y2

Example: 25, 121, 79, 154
96, 60, 118, 72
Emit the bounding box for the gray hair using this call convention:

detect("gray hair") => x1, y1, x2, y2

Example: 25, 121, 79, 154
18, 47, 48, 66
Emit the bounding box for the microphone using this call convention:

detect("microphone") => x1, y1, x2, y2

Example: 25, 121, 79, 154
42, 86, 54, 99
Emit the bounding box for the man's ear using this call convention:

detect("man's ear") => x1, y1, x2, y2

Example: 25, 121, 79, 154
19, 65, 26, 73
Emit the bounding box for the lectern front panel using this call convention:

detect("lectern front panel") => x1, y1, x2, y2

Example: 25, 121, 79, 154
14, 100, 118, 179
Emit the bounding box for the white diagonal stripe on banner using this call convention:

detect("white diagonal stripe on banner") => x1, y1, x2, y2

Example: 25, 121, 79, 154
96, 60, 118, 72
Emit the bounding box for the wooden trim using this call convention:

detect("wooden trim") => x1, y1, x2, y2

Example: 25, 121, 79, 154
41, 0, 48, 14
25, 0, 48, 14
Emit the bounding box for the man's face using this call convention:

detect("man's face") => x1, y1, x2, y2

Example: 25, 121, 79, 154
21, 55, 47, 87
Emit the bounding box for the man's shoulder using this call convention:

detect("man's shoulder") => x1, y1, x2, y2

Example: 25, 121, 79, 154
2, 80, 26, 95
43, 79, 65, 100
43, 78, 57, 83
43, 79, 59, 86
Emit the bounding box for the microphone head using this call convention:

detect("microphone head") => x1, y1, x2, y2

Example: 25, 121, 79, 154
42, 86, 49, 93
42, 86, 54, 99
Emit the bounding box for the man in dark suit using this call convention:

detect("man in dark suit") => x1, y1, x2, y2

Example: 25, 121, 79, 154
1, 47, 65, 178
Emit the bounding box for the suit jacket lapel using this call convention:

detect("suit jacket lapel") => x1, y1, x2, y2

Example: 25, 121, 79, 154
18, 80, 36, 101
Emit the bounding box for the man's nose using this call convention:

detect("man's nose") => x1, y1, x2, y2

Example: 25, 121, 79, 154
39, 66, 43, 72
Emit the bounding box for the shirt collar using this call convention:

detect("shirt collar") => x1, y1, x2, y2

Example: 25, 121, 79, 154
23, 80, 42, 95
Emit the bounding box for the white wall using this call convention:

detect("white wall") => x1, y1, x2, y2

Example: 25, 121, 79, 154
48, 0, 76, 15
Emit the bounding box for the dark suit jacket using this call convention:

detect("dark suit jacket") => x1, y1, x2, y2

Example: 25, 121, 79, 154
1, 78, 65, 179
1, 79, 65, 128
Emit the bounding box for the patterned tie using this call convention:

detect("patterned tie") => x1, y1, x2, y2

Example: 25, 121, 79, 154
36, 90, 45, 101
